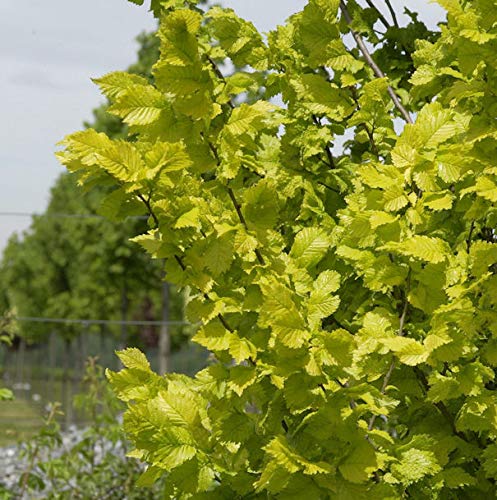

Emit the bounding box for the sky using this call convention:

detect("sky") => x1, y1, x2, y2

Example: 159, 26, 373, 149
0, 0, 445, 251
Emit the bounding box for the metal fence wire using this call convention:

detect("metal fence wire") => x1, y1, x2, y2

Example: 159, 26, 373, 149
0, 326, 208, 432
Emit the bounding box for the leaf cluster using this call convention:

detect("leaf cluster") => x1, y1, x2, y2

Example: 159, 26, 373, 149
58, 0, 497, 497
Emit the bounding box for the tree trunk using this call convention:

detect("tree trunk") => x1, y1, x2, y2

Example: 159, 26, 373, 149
158, 281, 171, 375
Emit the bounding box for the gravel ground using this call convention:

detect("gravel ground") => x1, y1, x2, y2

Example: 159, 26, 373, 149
0, 426, 126, 493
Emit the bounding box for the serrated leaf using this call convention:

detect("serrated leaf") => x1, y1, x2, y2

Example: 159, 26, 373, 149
475, 176, 497, 202
116, 348, 151, 371
380, 236, 448, 264
382, 337, 428, 366
93, 71, 149, 100
290, 227, 331, 268
424, 192, 454, 211
228, 334, 257, 363
175, 207, 201, 229
391, 448, 441, 484
482, 444, 497, 478
193, 321, 232, 352
108, 85, 166, 125
383, 185, 409, 212
259, 280, 308, 348
228, 365, 257, 396
224, 101, 276, 139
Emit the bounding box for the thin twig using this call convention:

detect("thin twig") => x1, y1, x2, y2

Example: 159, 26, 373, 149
383, 0, 399, 28
317, 181, 340, 194
228, 188, 248, 229
227, 188, 266, 266
218, 313, 234, 333
466, 220, 475, 254
368, 274, 410, 430
205, 54, 234, 109
365, 0, 391, 30
339, 1, 413, 124
137, 191, 190, 275
349, 87, 379, 156
174, 255, 186, 271
175, 254, 235, 334
412, 366, 469, 442
136, 191, 159, 228
312, 115, 336, 168
204, 137, 266, 266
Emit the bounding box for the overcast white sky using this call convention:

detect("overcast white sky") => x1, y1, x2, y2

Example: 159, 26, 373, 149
0, 0, 445, 251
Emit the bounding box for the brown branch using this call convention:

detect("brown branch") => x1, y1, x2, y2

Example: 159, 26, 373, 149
203, 136, 266, 266
218, 313, 234, 333
339, 1, 413, 124
317, 181, 340, 194
137, 192, 190, 274
227, 188, 247, 230
174, 255, 186, 271
174, 254, 235, 334
136, 176, 236, 340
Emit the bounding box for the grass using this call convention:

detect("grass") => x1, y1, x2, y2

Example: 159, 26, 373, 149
0, 397, 43, 447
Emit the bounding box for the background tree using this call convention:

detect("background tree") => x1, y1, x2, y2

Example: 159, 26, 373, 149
0, 28, 188, 382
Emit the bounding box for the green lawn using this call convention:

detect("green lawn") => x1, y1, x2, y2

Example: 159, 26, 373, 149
0, 397, 43, 447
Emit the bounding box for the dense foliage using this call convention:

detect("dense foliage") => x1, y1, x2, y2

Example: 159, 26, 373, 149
59, 0, 497, 497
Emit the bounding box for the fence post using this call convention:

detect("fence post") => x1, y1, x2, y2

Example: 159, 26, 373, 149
49, 330, 56, 386
158, 281, 170, 375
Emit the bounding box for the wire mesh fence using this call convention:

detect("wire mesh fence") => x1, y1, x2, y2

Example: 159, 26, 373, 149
0, 327, 208, 441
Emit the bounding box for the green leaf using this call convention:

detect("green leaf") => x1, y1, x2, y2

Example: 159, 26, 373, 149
391, 448, 442, 485
116, 348, 151, 371
339, 440, 378, 483
483, 444, 497, 478
228, 365, 257, 396
380, 236, 448, 264
108, 85, 167, 125
175, 206, 201, 229
228, 334, 257, 363
0, 388, 13, 401
259, 280, 308, 348
290, 227, 331, 268
382, 337, 428, 366
93, 71, 149, 100
223, 101, 277, 139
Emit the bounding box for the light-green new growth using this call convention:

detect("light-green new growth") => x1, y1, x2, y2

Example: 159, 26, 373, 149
58, 0, 497, 497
